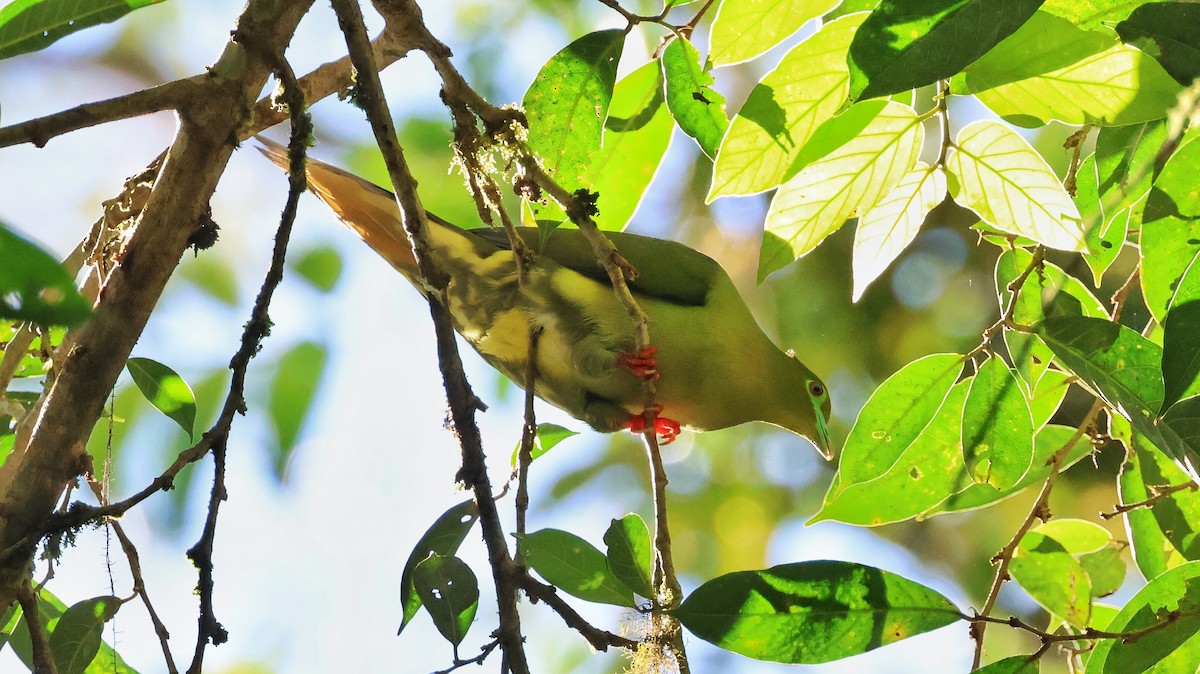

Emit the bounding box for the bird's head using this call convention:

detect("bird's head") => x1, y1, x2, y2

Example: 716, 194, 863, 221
784, 349, 833, 461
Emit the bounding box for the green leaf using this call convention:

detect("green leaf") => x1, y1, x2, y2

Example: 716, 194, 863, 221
662, 37, 728, 159
1116, 3, 1200, 85
1040, 0, 1145, 32
946, 121, 1086, 252
953, 11, 1181, 127
178, 255, 238, 306
851, 163, 945, 301
1088, 561, 1200, 674
49, 596, 121, 674
1130, 428, 1200, 562
925, 424, 1094, 516
1029, 370, 1072, 431
0, 222, 91, 326
523, 29, 625, 204
588, 61, 673, 231
125, 357, 196, 438
399, 500, 479, 635
1141, 133, 1200, 324
709, 12, 866, 199
1037, 316, 1164, 436
1081, 544, 1128, 598
1159, 396, 1200, 478
288, 245, 343, 292
412, 554, 478, 647
510, 422, 579, 467
0, 0, 167, 61
1118, 417, 1180, 580
603, 514, 654, 598
1034, 518, 1113, 556
846, 0, 1043, 102
1163, 301, 1200, 411
517, 528, 635, 607
708, 0, 836, 66
267, 341, 327, 477
827, 353, 963, 497
763, 100, 923, 275
812, 379, 968, 526
672, 561, 961, 664
961, 356, 1033, 489
972, 655, 1039, 674
6, 589, 67, 669
1096, 120, 1164, 224
1010, 531, 1092, 627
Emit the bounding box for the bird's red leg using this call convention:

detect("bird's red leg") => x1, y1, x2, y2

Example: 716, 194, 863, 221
617, 346, 660, 380
625, 405, 682, 444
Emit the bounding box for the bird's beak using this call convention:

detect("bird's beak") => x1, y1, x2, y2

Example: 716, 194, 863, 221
813, 410, 834, 461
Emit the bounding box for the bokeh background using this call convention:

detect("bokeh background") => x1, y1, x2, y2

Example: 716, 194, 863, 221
0, 1, 1137, 672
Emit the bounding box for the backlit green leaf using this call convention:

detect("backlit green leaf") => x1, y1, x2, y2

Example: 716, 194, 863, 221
763, 100, 922, 275
289, 245, 343, 293
524, 29, 625, 217
709, 0, 836, 66
0, 0, 166, 61
589, 61, 673, 231
412, 554, 478, 647
954, 11, 1181, 127
517, 528, 635, 607
710, 13, 865, 199
603, 514, 653, 598
125, 357, 196, 438
1141, 134, 1200, 324
1117, 415, 1181, 581
662, 37, 728, 159
846, 0, 1042, 102
1010, 531, 1092, 627
851, 163, 945, 301
267, 341, 327, 478
49, 596, 120, 674
1034, 518, 1113, 556
399, 501, 479, 635
0, 222, 91, 326
1163, 302, 1200, 411
510, 422, 579, 467
1089, 561, 1200, 674
829, 353, 963, 495
673, 561, 960, 664
946, 121, 1086, 252
961, 356, 1033, 489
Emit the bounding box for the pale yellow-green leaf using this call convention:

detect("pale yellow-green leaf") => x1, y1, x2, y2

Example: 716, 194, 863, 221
709, 0, 839, 67
946, 121, 1086, 252
973, 44, 1179, 127
765, 101, 924, 264
708, 13, 866, 200
852, 163, 946, 301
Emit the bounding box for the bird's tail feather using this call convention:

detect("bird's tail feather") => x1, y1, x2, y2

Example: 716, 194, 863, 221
255, 136, 418, 277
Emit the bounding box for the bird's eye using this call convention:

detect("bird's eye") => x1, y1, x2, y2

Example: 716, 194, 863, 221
808, 381, 825, 398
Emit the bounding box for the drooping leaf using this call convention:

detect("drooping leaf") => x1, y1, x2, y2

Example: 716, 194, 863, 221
1141, 135, 1200, 324
1037, 316, 1164, 442
588, 61, 674, 231
952, 11, 1181, 127
1163, 302, 1200, 411
412, 554, 479, 647
762, 100, 922, 277
523, 29, 625, 222
1116, 2, 1200, 86
399, 501, 480, 634
946, 121, 1086, 252
510, 422, 579, 467
851, 163, 945, 301
812, 379, 968, 526
846, 0, 1042, 102
49, 596, 121, 674
672, 561, 961, 664
710, 13, 866, 199
1088, 561, 1200, 674
708, 0, 836, 66
125, 357, 196, 439
0, 222, 91, 326
662, 37, 728, 159
1010, 531, 1092, 627
267, 341, 327, 478
961, 356, 1033, 489
0, 0, 167, 61
603, 514, 654, 598
517, 528, 635, 607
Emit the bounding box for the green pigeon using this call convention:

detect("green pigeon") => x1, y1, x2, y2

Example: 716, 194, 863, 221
257, 138, 832, 457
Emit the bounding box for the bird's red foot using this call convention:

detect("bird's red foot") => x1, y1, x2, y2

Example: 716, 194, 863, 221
626, 408, 682, 444
617, 346, 660, 380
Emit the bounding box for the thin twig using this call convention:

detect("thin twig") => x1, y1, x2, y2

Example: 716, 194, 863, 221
1101, 480, 1199, 519
520, 574, 640, 652
17, 579, 58, 674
